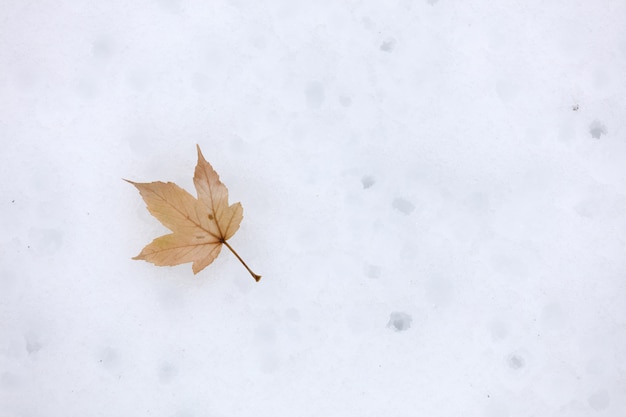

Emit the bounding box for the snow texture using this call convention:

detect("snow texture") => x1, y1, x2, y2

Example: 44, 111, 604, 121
1, 1, 626, 416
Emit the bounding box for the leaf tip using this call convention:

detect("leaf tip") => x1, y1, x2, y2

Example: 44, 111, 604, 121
196, 144, 206, 163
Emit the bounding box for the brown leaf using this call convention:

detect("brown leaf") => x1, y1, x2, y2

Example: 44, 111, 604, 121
126, 145, 260, 281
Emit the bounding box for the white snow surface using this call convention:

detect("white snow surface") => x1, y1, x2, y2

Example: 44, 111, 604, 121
2, 1, 626, 416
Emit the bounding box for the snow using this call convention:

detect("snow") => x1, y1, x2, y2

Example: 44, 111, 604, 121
1, 1, 626, 416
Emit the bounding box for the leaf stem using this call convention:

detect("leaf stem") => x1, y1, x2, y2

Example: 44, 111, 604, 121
222, 240, 261, 282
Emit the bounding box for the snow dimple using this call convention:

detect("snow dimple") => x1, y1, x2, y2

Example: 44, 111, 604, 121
380, 37, 396, 52
156, 0, 182, 13
0, 372, 19, 390
25, 336, 42, 355
255, 323, 280, 374
392, 197, 415, 215
588, 389, 610, 411
158, 362, 178, 384
285, 308, 300, 322
361, 175, 375, 189
425, 276, 452, 308
387, 312, 412, 332
97, 347, 120, 370
506, 353, 525, 370
91, 37, 114, 62
0, 269, 16, 296
589, 120, 607, 139
255, 324, 276, 344
496, 79, 518, 102
172, 411, 194, 417
306, 81, 325, 109
490, 321, 508, 341
27, 228, 63, 255
260, 353, 280, 373
192, 72, 209, 93
365, 264, 381, 279
541, 303, 565, 329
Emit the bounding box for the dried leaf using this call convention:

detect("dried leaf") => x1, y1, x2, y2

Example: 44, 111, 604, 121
126, 145, 260, 281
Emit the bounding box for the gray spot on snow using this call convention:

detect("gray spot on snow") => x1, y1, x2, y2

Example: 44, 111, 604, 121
0, 269, 16, 294
485, 401, 509, 417
464, 192, 490, 215
339, 96, 352, 107
98, 347, 120, 370
362, 16, 375, 31
127, 69, 151, 92
91, 38, 114, 62
361, 175, 375, 189
380, 38, 396, 52
285, 307, 301, 322
366, 264, 381, 279
191, 72, 209, 93
388, 312, 412, 332
425, 276, 452, 307
28, 228, 63, 255
260, 352, 280, 373
172, 411, 194, 417
588, 389, 610, 411
158, 362, 178, 384
496, 80, 517, 102
76, 78, 98, 99
392, 197, 415, 215
490, 252, 528, 279
490, 321, 508, 341
589, 120, 607, 139
156, 0, 182, 13
507, 353, 525, 370
541, 303, 565, 329
0, 372, 19, 389
25, 337, 42, 355
255, 324, 276, 344
427, 0, 439, 5
306, 81, 325, 109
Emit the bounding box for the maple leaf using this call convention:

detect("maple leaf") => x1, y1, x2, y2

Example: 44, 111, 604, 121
125, 145, 261, 281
